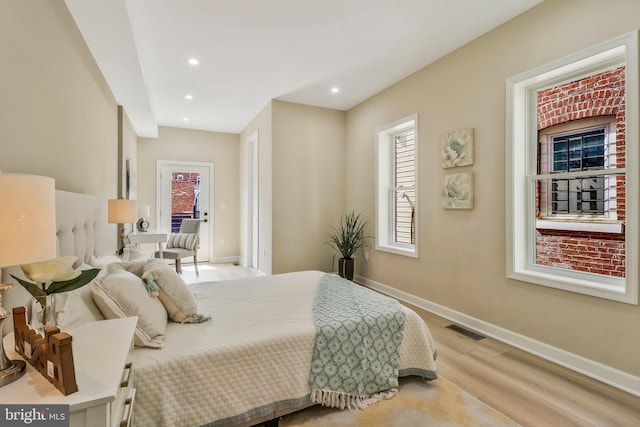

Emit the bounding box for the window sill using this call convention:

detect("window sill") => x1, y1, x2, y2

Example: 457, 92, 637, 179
536, 219, 623, 234
375, 244, 417, 258
507, 267, 634, 304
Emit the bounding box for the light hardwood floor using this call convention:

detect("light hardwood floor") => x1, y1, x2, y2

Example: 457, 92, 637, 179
186, 264, 640, 426
406, 304, 640, 427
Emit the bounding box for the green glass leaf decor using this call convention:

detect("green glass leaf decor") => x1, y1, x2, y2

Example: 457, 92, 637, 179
11, 275, 47, 308
11, 268, 100, 309
45, 268, 100, 294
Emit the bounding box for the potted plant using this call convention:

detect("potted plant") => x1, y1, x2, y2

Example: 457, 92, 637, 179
327, 211, 370, 281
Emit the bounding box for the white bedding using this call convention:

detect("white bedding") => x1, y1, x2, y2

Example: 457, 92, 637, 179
133, 271, 437, 427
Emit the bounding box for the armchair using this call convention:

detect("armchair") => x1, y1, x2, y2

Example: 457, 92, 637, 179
155, 219, 201, 275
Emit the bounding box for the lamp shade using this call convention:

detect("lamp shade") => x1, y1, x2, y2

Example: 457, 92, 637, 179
0, 173, 56, 268
108, 199, 137, 224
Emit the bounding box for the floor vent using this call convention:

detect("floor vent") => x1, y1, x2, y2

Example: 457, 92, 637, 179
445, 324, 485, 341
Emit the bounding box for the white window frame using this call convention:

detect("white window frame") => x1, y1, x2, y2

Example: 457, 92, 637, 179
506, 31, 638, 304
376, 114, 418, 258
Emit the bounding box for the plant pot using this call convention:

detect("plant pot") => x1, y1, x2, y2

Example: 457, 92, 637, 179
338, 258, 354, 281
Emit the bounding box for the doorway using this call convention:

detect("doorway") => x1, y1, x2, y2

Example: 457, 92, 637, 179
157, 161, 213, 262
246, 131, 259, 269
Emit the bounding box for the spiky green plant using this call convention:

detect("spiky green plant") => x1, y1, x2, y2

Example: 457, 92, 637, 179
327, 211, 370, 260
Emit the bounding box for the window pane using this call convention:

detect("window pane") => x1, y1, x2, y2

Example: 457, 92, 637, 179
537, 175, 624, 278
394, 188, 415, 244
550, 176, 606, 215
171, 171, 201, 232
551, 129, 606, 172
393, 130, 415, 245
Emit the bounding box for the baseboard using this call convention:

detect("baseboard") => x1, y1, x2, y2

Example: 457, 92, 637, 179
355, 274, 640, 398
209, 256, 241, 264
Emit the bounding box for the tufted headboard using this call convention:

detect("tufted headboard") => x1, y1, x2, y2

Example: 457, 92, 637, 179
54, 190, 113, 263
1, 190, 115, 335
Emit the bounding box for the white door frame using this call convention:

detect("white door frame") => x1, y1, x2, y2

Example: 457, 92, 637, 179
156, 160, 214, 262
246, 130, 259, 269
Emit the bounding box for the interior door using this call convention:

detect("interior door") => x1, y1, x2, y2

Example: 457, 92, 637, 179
158, 161, 212, 263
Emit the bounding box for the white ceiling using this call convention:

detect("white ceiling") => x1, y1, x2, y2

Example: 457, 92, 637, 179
64, 0, 542, 137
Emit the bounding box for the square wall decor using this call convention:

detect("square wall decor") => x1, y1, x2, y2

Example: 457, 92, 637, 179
442, 127, 474, 168
442, 172, 473, 209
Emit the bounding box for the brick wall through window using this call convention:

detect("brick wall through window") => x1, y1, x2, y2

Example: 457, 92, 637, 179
535, 66, 626, 278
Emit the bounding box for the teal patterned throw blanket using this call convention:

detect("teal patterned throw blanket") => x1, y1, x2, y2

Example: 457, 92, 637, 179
309, 274, 406, 410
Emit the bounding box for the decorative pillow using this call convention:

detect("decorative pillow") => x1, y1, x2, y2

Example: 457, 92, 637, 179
144, 258, 168, 271
166, 233, 198, 250
91, 269, 168, 348
141, 264, 209, 324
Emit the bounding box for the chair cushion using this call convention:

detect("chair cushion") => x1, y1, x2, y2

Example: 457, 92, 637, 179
166, 232, 198, 250
156, 248, 194, 260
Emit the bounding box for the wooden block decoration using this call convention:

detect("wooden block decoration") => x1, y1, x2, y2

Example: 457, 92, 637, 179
48, 332, 78, 395
21, 329, 37, 359
43, 327, 61, 384
11, 307, 78, 396
44, 326, 61, 347
12, 306, 28, 355
27, 333, 47, 373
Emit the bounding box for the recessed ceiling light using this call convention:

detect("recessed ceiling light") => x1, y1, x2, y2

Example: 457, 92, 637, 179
185, 94, 193, 100
331, 87, 340, 94
188, 58, 199, 65
183, 117, 189, 122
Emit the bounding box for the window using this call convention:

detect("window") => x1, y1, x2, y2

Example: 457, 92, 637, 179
376, 114, 418, 257
507, 31, 638, 304
551, 129, 607, 214
537, 119, 619, 222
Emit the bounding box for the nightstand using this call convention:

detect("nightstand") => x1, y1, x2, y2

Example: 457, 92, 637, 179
0, 317, 137, 427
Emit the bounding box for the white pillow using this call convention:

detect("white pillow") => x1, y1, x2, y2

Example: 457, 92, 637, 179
91, 269, 168, 348
122, 247, 149, 263
142, 264, 208, 323
107, 261, 146, 278
55, 284, 105, 330
89, 254, 122, 269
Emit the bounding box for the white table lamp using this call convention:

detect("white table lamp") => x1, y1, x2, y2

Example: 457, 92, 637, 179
0, 171, 56, 387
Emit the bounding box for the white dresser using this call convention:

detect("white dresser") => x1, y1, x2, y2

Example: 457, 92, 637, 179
0, 317, 138, 427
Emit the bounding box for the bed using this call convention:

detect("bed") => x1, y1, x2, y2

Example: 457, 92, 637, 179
0, 191, 437, 427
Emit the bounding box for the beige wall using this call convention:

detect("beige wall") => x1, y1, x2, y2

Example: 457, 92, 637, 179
239, 101, 347, 275
271, 101, 346, 274
138, 126, 240, 261
347, 0, 640, 375
0, 0, 119, 198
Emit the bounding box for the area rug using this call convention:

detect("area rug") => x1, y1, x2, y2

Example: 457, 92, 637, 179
278, 376, 520, 427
